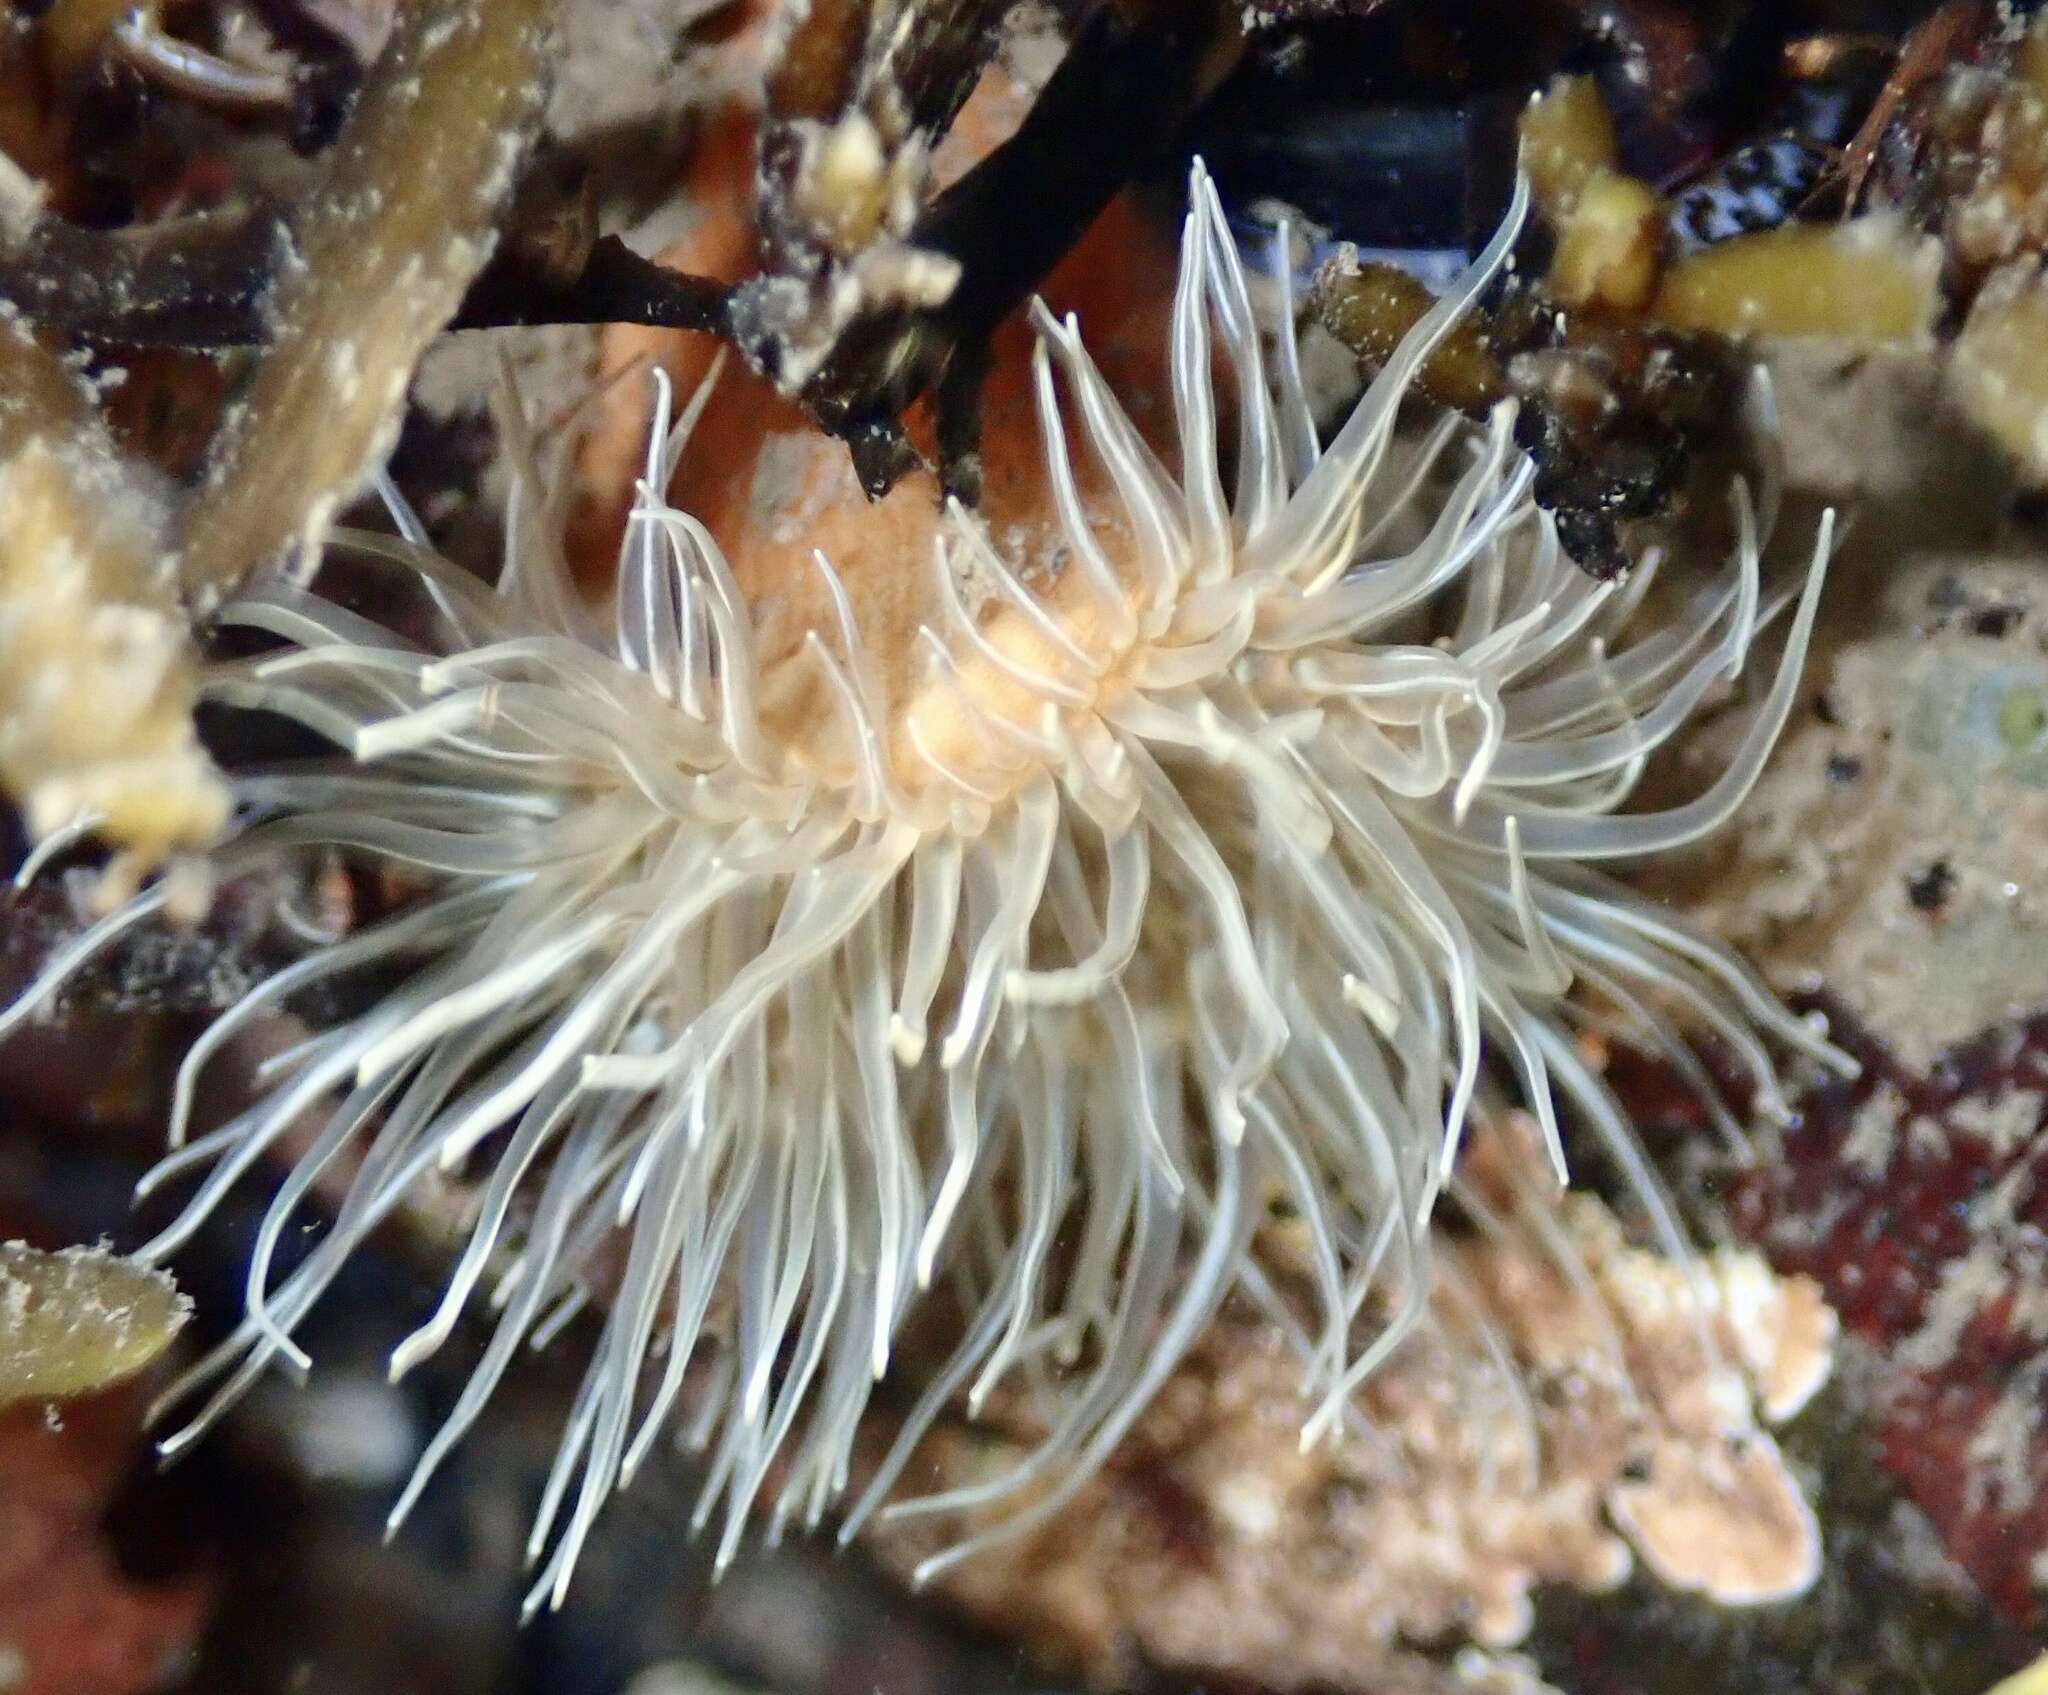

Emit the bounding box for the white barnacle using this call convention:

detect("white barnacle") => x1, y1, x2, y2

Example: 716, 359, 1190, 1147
1, 163, 1851, 1612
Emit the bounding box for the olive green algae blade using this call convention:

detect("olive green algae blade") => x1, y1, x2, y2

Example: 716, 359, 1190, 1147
177, 0, 556, 608
0, 1240, 190, 1405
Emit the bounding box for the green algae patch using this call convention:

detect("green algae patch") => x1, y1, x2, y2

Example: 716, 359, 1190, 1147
1996, 686, 2048, 753
0, 1241, 189, 1405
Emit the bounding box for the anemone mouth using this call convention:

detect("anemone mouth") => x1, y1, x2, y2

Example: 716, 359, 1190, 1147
1, 160, 1850, 1611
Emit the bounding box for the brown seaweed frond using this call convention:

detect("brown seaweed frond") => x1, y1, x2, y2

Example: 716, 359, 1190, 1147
175, 0, 558, 609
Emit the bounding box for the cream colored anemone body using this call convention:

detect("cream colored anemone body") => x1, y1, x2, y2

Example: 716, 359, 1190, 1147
1, 165, 1849, 1611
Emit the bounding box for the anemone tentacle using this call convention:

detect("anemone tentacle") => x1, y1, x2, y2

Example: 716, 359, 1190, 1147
2, 160, 1851, 1610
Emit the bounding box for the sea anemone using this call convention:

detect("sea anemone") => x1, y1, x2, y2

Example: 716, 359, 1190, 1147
0, 162, 1847, 1611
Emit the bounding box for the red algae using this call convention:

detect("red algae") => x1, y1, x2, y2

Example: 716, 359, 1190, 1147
0, 1386, 211, 1695
1725, 1001, 2048, 1627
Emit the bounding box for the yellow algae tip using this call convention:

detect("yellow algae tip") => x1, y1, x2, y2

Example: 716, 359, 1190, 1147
0, 311, 227, 857
1951, 267, 2048, 484
1519, 74, 1619, 221
1987, 1656, 2048, 1695
1551, 169, 1665, 312
1652, 217, 1941, 345
0, 1239, 190, 1405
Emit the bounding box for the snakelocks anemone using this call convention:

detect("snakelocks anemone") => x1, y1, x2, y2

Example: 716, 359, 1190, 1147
1, 163, 1850, 1611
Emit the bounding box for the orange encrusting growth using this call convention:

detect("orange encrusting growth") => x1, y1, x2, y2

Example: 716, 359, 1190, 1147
570, 93, 765, 588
